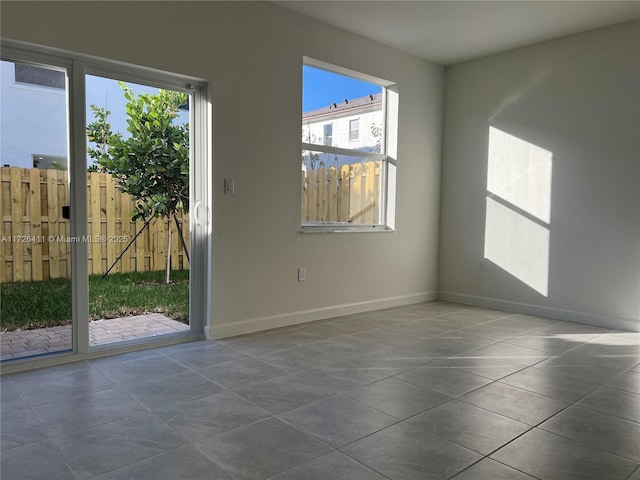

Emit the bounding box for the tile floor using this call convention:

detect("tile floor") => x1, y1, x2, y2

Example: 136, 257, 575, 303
1, 301, 639, 479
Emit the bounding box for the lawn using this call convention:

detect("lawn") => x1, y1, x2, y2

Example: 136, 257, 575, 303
0, 270, 189, 332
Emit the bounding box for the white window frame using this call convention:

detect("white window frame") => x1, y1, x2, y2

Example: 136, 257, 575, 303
302, 57, 398, 232
323, 123, 333, 146
349, 118, 359, 142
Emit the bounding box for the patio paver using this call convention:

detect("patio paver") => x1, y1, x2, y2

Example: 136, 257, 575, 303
1, 314, 189, 361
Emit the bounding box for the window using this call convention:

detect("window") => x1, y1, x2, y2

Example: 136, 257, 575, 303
323, 123, 333, 146
15, 63, 65, 89
302, 59, 398, 231
349, 119, 359, 142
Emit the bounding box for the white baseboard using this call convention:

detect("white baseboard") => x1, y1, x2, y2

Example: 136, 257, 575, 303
210, 292, 438, 339
438, 291, 639, 332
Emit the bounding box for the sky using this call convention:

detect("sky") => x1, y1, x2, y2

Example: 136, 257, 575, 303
86, 75, 189, 138
303, 65, 381, 112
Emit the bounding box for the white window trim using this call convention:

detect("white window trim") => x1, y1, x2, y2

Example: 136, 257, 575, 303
349, 118, 360, 142
302, 58, 397, 233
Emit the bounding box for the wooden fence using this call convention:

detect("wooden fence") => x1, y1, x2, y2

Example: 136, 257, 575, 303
0, 167, 189, 283
302, 160, 382, 224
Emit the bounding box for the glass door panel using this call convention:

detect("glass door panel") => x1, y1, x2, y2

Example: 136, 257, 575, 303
0, 59, 72, 361
85, 74, 191, 347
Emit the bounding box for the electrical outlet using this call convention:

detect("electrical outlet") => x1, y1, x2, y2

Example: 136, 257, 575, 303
224, 178, 234, 195
297, 267, 306, 282
478, 260, 486, 271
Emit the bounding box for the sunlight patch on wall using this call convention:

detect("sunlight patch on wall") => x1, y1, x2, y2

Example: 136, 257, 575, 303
485, 127, 552, 297
485, 198, 550, 296
487, 126, 552, 223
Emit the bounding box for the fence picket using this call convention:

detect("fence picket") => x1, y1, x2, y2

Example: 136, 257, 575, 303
10, 168, 23, 281
29, 168, 43, 281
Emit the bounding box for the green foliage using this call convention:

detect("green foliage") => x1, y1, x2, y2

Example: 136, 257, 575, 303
87, 82, 189, 283
87, 82, 189, 222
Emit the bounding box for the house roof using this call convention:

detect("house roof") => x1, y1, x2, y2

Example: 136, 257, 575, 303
303, 92, 382, 122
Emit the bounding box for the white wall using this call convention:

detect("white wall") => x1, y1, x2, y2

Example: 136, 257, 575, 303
1, 1, 444, 337
439, 21, 640, 331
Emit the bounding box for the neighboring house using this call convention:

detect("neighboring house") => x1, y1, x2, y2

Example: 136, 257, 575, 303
302, 93, 382, 169
0, 61, 189, 170
0, 60, 68, 169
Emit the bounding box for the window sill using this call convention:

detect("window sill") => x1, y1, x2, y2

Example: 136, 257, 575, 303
301, 225, 395, 234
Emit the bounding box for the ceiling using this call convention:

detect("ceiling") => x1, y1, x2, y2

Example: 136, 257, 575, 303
275, 1, 640, 65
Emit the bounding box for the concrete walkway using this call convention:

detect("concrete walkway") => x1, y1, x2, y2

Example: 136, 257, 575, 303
1, 314, 190, 361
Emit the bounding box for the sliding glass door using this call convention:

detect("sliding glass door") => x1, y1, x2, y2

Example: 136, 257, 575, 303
1, 43, 210, 364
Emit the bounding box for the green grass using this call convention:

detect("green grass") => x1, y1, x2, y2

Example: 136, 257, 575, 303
1, 270, 189, 331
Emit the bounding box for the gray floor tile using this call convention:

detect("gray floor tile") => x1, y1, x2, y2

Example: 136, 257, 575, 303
554, 349, 640, 371
382, 321, 456, 337
52, 414, 183, 479
457, 323, 526, 341
91, 354, 188, 387
265, 325, 344, 345
442, 309, 511, 325
256, 345, 334, 372
390, 338, 475, 359
531, 321, 612, 336
452, 458, 535, 480
281, 395, 398, 447
153, 390, 270, 442
222, 334, 297, 356
197, 357, 288, 390
305, 336, 377, 357
505, 334, 584, 355
460, 382, 568, 425
271, 451, 386, 480
491, 428, 638, 480
0, 440, 76, 480
1, 407, 48, 451
408, 399, 531, 455
350, 348, 432, 375
532, 360, 628, 385
123, 370, 224, 409
92, 446, 233, 480
397, 365, 492, 397
472, 342, 550, 366
195, 417, 331, 480
233, 374, 337, 414
0, 378, 26, 412
31, 387, 146, 437
499, 366, 600, 402
164, 342, 248, 369
341, 422, 482, 480
540, 405, 640, 462
10, 362, 116, 405
294, 360, 389, 391
607, 370, 640, 394
346, 328, 416, 347
155, 339, 212, 354
433, 356, 525, 380
450, 458, 536, 479
577, 386, 640, 423
345, 377, 451, 419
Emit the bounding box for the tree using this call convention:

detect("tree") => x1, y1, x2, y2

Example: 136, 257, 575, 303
87, 82, 189, 284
